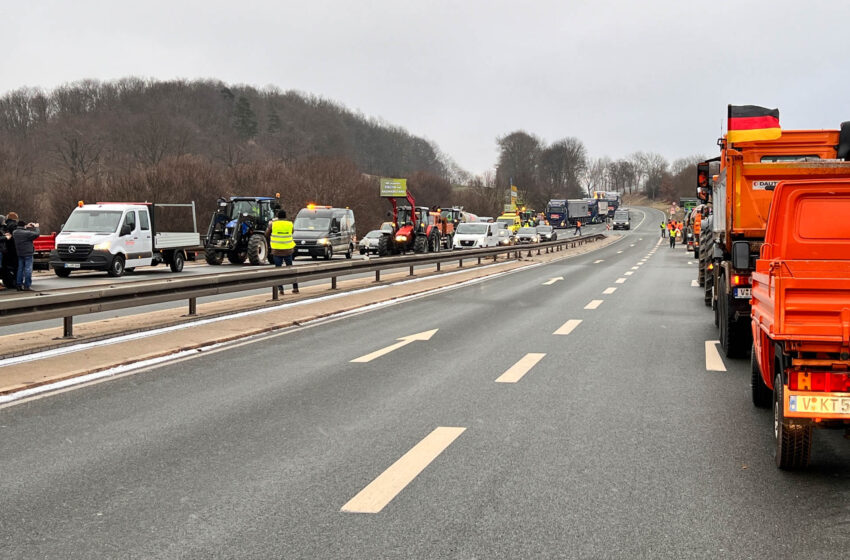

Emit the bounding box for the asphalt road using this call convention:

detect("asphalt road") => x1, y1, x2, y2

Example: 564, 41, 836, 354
3, 208, 847, 558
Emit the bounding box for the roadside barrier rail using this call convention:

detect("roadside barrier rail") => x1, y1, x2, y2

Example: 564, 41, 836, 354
0, 234, 605, 338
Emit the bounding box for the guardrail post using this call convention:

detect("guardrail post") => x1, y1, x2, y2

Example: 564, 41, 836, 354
537, 248, 541, 255
527, 249, 532, 257
409, 265, 414, 276
188, 297, 197, 316
272, 286, 279, 301
436, 262, 441, 271
331, 276, 338, 289
63, 316, 74, 338
458, 258, 463, 268
375, 270, 380, 282
477, 257, 482, 265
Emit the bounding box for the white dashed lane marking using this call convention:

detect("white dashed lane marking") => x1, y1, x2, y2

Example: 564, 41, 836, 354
554, 319, 582, 335
603, 287, 617, 294
496, 353, 546, 383
615, 278, 626, 284
584, 300, 603, 310
705, 341, 727, 372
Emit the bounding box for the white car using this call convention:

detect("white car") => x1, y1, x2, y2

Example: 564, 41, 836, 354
516, 226, 540, 244
452, 222, 500, 249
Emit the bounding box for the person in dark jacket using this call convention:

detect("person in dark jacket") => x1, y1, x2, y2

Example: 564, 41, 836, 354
1, 213, 18, 290
12, 221, 39, 291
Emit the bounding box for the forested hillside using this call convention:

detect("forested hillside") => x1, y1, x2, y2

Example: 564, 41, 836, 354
0, 78, 494, 231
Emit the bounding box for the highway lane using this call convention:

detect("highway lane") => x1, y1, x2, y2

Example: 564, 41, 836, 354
0, 221, 612, 338
7, 208, 846, 558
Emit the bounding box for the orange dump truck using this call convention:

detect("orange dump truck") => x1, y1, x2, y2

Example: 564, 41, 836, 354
750, 179, 850, 469
710, 128, 850, 358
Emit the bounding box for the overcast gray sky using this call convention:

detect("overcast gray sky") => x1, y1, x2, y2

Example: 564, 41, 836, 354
2, 0, 847, 174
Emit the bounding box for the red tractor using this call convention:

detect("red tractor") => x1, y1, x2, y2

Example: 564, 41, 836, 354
378, 191, 442, 256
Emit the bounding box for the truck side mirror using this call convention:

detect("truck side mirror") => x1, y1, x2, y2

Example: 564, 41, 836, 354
120, 224, 132, 236
732, 241, 750, 270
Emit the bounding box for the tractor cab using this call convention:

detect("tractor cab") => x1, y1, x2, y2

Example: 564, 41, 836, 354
204, 195, 280, 266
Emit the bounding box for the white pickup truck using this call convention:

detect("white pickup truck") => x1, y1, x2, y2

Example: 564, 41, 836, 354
50, 202, 200, 277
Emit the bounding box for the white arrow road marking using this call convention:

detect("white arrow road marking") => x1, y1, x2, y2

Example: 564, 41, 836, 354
351, 329, 439, 363
615, 278, 626, 284
691, 279, 699, 287
496, 353, 546, 383
705, 341, 727, 372
554, 319, 582, 335
624, 271, 634, 276
341, 427, 466, 513
594, 259, 604, 264
603, 287, 617, 294
584, 300, 603, 310
543, 277, 564, 285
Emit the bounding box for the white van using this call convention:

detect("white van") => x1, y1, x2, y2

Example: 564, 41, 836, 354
452, 222, 500, 249
50, 202, 200, 277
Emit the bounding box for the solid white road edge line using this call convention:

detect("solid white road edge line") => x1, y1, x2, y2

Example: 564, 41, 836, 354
705, 340, 727, 372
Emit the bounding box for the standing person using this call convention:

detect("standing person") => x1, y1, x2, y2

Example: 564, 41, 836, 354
265, 209, 299, 296
3, 212, 19, 289
12, 220, 39, 291
660, 221, 666, 238
0, 214, 6, 290
669, 224, 677, 248
574, 219, 582, 236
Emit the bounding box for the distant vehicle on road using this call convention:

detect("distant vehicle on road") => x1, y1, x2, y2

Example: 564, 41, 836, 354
452, 222, 500, 249
545, 199, 568, 228
536, 225, 557, 241
516, 226, 540, 244
612, 209, 631, 230
358, 230, 383, 255
293, 206, 356, 260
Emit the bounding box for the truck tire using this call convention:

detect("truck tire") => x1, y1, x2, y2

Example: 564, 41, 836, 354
169, 250, 185, 272
377, 235, 389, 257
247, 234, 268, 265
107, 255, 125, 277
413, 235, 428, 254
54, 268, 72, 278
774, 372, 812, 470
751, 344, 771, 408
704, 281, 712, 307
227, 250, 247, 265
719, 282, 750, 358
205, 248, 223, 265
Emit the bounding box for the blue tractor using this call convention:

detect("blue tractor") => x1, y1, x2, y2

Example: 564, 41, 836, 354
204, 196, 280, 265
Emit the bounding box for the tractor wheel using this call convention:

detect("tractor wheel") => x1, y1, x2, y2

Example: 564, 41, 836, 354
751, 344, 772, 408
204, 248, 224, 265
54, 267, 72, 278
377, 235, 389, 257
107, 254, 126, 277
774, 372, 812, 470
227, 250, 247, 265
430, 233, 440, 252
247, 234, 268, 265
169, 250, 185, 273
445, 234, 453, 250
414, 234, 428, 254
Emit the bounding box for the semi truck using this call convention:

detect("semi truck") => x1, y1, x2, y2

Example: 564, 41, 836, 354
707, 126, 850, 358
567, 199, 589, 225
545, 199, 568, 228
750, 178, 850, 469
50, 202, 200, 277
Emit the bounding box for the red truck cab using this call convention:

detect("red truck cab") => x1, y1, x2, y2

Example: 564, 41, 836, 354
750, 179, 850, 469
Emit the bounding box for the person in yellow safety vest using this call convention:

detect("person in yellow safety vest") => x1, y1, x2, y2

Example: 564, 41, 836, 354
265, 209, 299, 296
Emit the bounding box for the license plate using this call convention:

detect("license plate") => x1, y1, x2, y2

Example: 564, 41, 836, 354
65, 263, 81, 269
734, 287, 751, 298
787, 391, 850, 418
297, 249, 309, 253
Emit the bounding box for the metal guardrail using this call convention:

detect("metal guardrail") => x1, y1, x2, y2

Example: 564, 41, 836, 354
0, 234, 605, 337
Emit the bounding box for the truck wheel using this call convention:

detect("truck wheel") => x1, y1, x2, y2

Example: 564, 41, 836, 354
247, 234, 268, 265
704, 280, 712, 307
751, 344, 771, 408
227, 250, 247, 265
720, 285, 752, 358
107, 255, 125, 277
413, 235, 428, 254
204, 248, 223, 265
54, 268, 72, 278
324, 246, 333, 260
377, 235, 389, 257
774, 372, 812, 470
169, 251, 185, 272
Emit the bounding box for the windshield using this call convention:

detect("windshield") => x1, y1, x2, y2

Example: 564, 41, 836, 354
230, 201, 259, 219
62, 210, 123, 233
537, 226, 553, 233
546, 205, 565, 212
294, 217, 331, 231
497, 218, 515, 225
519, 227, 537, 234
615, 212, 629, 220
456, 223, 488, 235
397, 207, 413, 225
365, 230, 383, 238
440, 210, 455, 220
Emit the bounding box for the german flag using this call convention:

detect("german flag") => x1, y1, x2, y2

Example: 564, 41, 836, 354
727, 105, 781, 143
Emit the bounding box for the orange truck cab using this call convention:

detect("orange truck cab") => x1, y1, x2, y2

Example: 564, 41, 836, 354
710, 127, 850, 358
750, 178, 850, 470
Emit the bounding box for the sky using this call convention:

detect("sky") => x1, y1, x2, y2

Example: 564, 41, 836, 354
2, 0, 848, 175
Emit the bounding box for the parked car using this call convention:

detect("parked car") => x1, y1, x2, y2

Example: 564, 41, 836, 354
359, 230, 383, 255
452, 222, 500, 249
536, 225, 557, 241
516, 226, 540, 244
612, 209, 631, 230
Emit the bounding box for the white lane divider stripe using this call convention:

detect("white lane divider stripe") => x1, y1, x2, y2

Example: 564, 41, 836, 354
705, 341, 727, 372
496, 353, 546, 383
624, 271, 634, 276
631, 266, 639, 270
594, 259, 604, 264
603, 287, 617, 295
617, 251, 623, 254
341, 427, 466, 513
615, 278, 626, 284
584, 300, 603, 310
554, 319, 582, 335
691, 279, 699, 287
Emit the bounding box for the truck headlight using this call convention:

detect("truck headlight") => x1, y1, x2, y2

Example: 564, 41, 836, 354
93, 241, 111, 251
